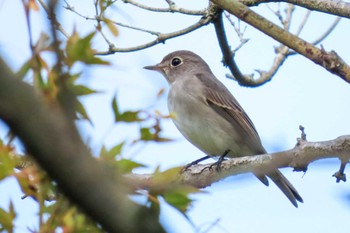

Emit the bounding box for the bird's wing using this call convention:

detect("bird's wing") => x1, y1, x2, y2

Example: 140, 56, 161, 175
195, 73, 264, 153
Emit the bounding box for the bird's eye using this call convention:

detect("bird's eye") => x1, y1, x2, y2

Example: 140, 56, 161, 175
171, 57, 182, 67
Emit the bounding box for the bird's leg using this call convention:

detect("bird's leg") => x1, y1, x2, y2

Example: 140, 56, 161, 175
183, 155, 212, 171
209, 149, 230, 172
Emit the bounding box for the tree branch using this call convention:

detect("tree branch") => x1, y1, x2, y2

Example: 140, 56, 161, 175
0, 59, 164, 233
241, 0, 350, 19
127, 135, 350, 189
37, 0, 70, 38
63, 1, 215, 54
122, 0, 206, 15
211, 0, 350, 84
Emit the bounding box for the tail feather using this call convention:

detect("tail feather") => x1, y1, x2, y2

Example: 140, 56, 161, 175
267, 169, 303, 207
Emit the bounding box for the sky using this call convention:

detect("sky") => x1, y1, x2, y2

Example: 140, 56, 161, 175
1, 0, 350, 233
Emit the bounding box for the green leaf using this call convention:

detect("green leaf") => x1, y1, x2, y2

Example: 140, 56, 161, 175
163, 189, 193, 213
112, 96, 143, 122
72, 85, 98, 96
65, 32, 109, 67
0, 145, 16, 180
112, 96, 120, 119
152, 167, 182, 184
116, 159, 145, 174
75, 99, 92, 123
0, 201, 16, 232
140, 127, 153, 141
118, 111, 142, 122
16, 59, 32, 79
100, 142, 125, 160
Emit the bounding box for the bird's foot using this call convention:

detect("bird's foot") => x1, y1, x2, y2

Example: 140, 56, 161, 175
182, 155, 212, 171
208, 149, 230, 172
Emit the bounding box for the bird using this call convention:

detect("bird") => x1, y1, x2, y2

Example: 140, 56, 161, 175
144, 50, 303, 207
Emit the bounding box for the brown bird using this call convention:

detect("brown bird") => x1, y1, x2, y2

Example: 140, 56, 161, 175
144, 50, 303, 207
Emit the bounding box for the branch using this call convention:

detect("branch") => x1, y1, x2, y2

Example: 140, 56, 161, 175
122, 0, 206, 15
240, 0, 350, 19
63, 1, 215, 54
127, 135, 350, 189
37, 0, 70, 38
0, 59, 164, 233
211, 0, 350, 84
214, 5, 292, 86
96, 14, 214, 54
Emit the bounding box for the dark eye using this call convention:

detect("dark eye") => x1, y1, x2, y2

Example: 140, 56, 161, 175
171, 57, 182, 67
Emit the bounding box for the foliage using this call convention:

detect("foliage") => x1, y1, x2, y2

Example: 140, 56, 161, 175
0, 2, 198, 232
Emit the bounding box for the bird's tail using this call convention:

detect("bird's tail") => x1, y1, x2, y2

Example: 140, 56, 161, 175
255, 170, 303, 207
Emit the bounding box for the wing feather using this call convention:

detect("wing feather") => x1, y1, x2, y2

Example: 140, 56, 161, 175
196, 73, 265, 153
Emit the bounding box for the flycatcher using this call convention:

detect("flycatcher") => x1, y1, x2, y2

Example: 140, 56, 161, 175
144, 50, 303, 207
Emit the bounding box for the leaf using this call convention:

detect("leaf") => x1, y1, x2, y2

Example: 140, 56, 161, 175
139, 126, 173, 142
0, 201, 16, 232
140, 127, 153, 141
100, 142, 125, 161
28, 0, 39, 11
16, 59, 32, 79
65, 32, 109, 67
75, 99, 92, 123
104, 18, 119, 36
150, 167, 201, 214
0, 144, 16, 180
152, 167, 182, 184
163, 189, 194, 213
119, 111, 142, 122
116, 159, 145, 174
112, 96, 143, 122
72, 85, 98, 96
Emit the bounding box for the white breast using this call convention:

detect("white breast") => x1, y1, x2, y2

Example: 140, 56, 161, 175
168, 78, 246, 157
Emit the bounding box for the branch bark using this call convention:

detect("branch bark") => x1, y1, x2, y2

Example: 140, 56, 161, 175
241, 0, 350, 19
211, 0, 350, 84
0, 58, 164, 233
127, 135, 350, 189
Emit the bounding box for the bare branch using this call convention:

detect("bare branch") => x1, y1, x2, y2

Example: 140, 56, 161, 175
63, 1, 215, 54
126, 135, 350, 189
212, 0, 350, 84
294, 10, 311, 36
312, 16, 341, 45
214, 10, 256, 86
37, 0, 70, 38
96, 6, 216, 54
287, 16, 341, 56
122, 0, 206, 15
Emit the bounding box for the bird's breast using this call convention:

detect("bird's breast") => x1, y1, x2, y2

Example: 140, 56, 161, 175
168, 82, 247, 157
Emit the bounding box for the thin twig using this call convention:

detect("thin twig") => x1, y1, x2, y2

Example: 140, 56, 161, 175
214, 10, 257, 86
294, 10, 311, 36
37, 0, 70, 38
122, 0, 206, 15
312, 16, 341, 45
223, 11, 249, 53
96, 9, 215, 54
287, 16, 341, 56
240, 0, 350, 19
212, 0, 350, 84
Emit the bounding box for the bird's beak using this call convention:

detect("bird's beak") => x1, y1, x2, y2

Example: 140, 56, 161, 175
143, 64, 163, 71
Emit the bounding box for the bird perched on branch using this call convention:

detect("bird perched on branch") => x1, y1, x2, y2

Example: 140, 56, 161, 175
144, 50, 303, 207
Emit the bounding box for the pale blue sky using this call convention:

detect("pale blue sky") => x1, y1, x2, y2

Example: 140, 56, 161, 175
1, 1, 350, 232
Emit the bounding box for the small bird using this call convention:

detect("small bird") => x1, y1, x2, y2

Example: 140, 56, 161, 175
144, 50, 303, 207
